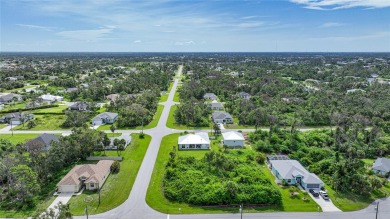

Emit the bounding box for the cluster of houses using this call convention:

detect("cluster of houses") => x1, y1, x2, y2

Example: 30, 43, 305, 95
0, 112, 34, 125
178, 131, 245, 150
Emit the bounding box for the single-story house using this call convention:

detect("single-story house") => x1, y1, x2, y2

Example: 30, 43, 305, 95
269, 160, 324, 190
106, 135, 132, 150
26, 101, 42, 108
347, 89, 366, 94
203, 93, 217, 100
106, 94, 120, 102
238, 92, 251, 100
25, 133, 60, 152
208, 100, 224, 111
0, 93, 23, 103
48, 76, 58, 80
5, 77, 17, 81
222, 131, 245, 147
0, 113, 34, 125
212, 111, 233, 124
92, 112, 118, 125
80, 83, 89, 88
65, 88, 79, 93
69, 102, 89, 111
267, 155, 290, 161
178, 132, 210, 150
39, 94, 63, 104
56, 160, 114, 193
372, 158, 390, 176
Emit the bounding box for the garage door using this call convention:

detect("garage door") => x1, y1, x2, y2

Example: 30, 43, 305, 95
306, 184, 320, 189
58, 185, 77, 193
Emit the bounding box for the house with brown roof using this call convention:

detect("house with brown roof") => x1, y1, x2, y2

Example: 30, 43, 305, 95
56, 160, 114, 193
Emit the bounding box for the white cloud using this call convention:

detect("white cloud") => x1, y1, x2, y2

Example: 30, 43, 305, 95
175, 41, 195, 46
57, 28, 113, 41
320, 22, 345, 28
290, 0, 390, 10
16, 24, 55, 31
133, 40, 142, 43
237, 22, 265, 28
240, 16, 257, 20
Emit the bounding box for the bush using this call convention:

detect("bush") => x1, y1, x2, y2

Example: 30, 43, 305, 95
110, 161, 120, 173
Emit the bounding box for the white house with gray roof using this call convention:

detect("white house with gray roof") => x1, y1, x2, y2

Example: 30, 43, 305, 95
178, 132, 210, 150
212, 111, 233, 124
203, 93, 217, 100
92, 112, 118, 125
222, 131, 244, 147
269, 160, 324, 190
208, 100, 224, 111
372, 158, 390, 176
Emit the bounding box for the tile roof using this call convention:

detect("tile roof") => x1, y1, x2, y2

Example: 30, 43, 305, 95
57, 160, 114, 187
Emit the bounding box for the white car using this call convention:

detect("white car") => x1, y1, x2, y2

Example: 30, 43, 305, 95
319, 191, 330, 200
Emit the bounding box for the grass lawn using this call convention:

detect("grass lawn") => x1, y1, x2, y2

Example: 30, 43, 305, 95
159, 82, 174, 103
166, 105, 210, 130
146, 133, 319, 214
173, 89, 180, 102
13, 114, 68, 131
0, 123, 8, 129
0, 134, 39, 144
98, 105, 164, 131
97, 107, 107, 113
31, 105, 69, 114
159, 94, 168, 102
0, 194, 56, 218
68, 134, 151, 215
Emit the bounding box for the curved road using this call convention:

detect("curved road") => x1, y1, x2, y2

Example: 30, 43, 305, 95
2, 65, 388, 218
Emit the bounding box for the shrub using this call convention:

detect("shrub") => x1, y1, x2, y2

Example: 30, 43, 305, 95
110, 160, 120, 173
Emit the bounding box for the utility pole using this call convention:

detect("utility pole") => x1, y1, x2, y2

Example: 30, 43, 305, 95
239, 204, 243, 219
85, 205, 89, 219
375, 201, 379, 219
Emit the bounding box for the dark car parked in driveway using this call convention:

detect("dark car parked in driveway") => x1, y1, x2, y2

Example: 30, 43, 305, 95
319, 191, 330, 200
309, 189, 319, 197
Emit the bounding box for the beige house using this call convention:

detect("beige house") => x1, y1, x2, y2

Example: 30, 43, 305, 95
57, 160, 114, 193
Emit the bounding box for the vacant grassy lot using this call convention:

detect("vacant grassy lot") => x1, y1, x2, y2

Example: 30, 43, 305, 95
166, 105, 210, 130
146, 133, 319, 214
31, 105, 69, 114
0, 134, 39, 144
98, 105, 164, 131
13, 114, 68, 131
0, 124, 7, 129
69, 134, 151, 215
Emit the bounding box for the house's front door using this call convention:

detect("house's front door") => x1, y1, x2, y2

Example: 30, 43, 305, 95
296, 177, 301, 185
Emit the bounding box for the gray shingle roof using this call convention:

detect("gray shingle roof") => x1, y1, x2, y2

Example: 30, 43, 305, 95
92, 112, 118, 121
270, 160, 324, 185
212, 111, 232, 120
373, 158, 390, 173
26, 133, 60, 151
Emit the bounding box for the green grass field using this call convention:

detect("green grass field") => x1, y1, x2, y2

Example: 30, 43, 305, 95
0, 134, 40, 144
68, 134, 151, 215
13, 114, 68, 131
0, 123, 8, 129
173, 89, 180, 102
31, 105, 69, 114
98, 105, 164, 131
166, 105, 210, 130
146, 133, 319, 214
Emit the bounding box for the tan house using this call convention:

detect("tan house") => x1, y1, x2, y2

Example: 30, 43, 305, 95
56, 160, 114, 193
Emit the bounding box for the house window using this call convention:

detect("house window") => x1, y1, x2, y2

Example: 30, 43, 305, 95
181, 145, 185, 149
287, 179, 291, 183
90, 183, 95, 188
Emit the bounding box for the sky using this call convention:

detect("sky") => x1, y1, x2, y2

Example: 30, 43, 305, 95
1, 0, 390, 52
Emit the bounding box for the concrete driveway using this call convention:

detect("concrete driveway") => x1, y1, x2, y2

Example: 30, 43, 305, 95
309, 192, 341, 212
47, 193, 73, 213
